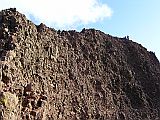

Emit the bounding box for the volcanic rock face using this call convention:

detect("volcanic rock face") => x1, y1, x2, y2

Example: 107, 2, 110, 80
0, 8, 160, 120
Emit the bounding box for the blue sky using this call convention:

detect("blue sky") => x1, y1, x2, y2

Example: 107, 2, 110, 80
81, 0, 160, 61
0, 0, 159, 61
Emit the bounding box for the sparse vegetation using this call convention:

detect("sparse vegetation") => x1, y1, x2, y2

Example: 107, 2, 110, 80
0, 92, 19, 120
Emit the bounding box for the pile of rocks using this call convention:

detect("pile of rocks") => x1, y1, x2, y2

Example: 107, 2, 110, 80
0, 8, 160, 120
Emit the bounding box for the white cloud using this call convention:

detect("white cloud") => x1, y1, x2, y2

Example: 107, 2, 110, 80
0, 0, 112, 28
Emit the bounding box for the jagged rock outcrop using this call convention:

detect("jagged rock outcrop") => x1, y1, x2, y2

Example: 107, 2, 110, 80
0, 8, 160, 120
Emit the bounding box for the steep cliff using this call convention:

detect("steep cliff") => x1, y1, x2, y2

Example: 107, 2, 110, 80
0, 8, 160, 120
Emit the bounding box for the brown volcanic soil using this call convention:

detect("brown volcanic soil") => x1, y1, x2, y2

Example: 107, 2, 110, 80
0, 8, 160, 120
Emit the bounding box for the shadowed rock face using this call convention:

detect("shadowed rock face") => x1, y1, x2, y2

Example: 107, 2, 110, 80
0, 8, 160, 120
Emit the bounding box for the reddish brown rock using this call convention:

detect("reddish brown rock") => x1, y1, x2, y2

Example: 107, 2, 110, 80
0, 8, 160, 120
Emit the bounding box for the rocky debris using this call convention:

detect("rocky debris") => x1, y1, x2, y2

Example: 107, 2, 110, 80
0, 8, 160, 120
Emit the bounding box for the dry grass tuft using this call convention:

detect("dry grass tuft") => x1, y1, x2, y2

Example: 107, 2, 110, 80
0, 92, 19, 120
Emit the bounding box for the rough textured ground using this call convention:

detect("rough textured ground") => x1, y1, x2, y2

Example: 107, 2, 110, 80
0, 8, 160, 120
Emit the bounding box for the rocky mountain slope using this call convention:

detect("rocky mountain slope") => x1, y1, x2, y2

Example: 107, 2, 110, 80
0, 8, 160, 120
